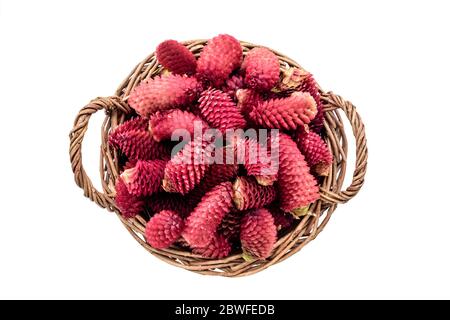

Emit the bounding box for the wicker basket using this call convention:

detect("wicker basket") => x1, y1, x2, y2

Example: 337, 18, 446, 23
69, 40, 368, 277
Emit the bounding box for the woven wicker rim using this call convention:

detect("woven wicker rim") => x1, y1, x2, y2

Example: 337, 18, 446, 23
69, 40, 368, 277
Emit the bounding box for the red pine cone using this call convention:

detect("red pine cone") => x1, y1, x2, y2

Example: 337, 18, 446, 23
249, 91, 317, 130
149, 109, 208, 142
114, 177, 145, 219
268, 205, 294, 231
196, 34, 243, 86
128, 74, 201, 117
198, 88, 247, 133
163, 137, 211, 195
192, 234, 231, 259
232, 176, 277, 210
109, 129, 170, 161
183, 182, 234, 247
108, 117, 148, 147
298, 73, 324, 133
145, 210, 184, 249
187, 161, 238, 208
295, 130, 333, 176
147, 193, 191, 218
218, 210, 243, 241
274, 133, 319, 215
242, 47, 280, 91
240, 208, 277, 259
156, 40, 197, 75
120, 160, 166, 197
222, 74, 244, 100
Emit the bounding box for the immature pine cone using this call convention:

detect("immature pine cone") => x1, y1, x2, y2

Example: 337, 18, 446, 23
183, 182, 234, 247
249, 91, 317, 130
109, 129, 170, 161
196, 34, 243, 86
192, 234, 231, 259
242, 47, 280, 91
295, 130, 333, 176
147, 193, 191, 218
232, 176, 277, 210
163, 137, 211, 195
128, 74, 201, 117
240, 209, 277, 260
198, 88, 247, 133
114, 177, 145, 218
149, 109, 208, 142
120, 160, 166, 197
145, 210, 184, 249
156, 40, 197, 75
275, 133, 319, 216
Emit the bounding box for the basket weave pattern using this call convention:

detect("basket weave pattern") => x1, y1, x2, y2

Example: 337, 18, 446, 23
69, 40, 368, 277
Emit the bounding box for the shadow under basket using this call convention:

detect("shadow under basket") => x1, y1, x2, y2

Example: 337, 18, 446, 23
69, 40, 368, 277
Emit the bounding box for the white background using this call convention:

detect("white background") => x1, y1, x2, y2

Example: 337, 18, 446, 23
1, 0, 449, 299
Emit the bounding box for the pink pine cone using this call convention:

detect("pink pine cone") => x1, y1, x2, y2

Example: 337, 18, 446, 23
240, 209, 277, 259
128, 74, 201, 117
236, 88, 263, 117
109, 129, 170, 161
156, 40, 197, 75
163, 137, 212, 195
149, 109, 208, 142
242, 47, 280, 91
114, 177, 145, 219
192, 234, 231, 259
295, 130, 333, 176
232, 176, 277, 210
145, 210, 184, 249
268, 205, 294, 231
147, 193, 191, 218
218, 210, 243, 241
249, 91, 317, 130
196, 34, 243, 86
297, 72, 324, 132
120, 160, 166, 197
274, 133, 319, 215
198, 88, 247, 133
108, 117, 148, 146
183, 182, 234, 247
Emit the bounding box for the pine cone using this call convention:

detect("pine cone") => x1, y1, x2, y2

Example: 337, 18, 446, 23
163, 137, 212, 195
236, 88, 263, 117
278, 67, 310, 91
240, 209, 277, 259
120, 160, 166, 197
128, 74, 201, 117
108, 117, 148, 147
196, 34, 242, 86
145, 210, 184, 249
149, 109, 208, 142
249, 92, 317, 130
192, 234, 231, 259
232, 176, 277, 210
295, 130, 333, 176
274, 133, 319, 216
147, 193, 191, 218
114, 177, 145, 219
197, 88, 247, 133
242, 47, 280, 91
222, 74, 244, 100
183, 182, 234, 247
156, 40, 197, 75
218, 210, 243, 241
109, 129, 170, 161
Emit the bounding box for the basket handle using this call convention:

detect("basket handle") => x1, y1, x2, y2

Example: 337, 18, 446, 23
320, 92, 368, 204
69, 96, 131, 210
